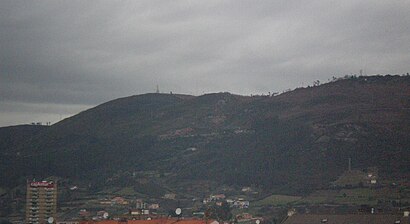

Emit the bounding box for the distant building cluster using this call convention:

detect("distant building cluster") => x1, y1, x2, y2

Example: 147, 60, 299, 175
202, 194, 250, 209
19, 177, 410, 224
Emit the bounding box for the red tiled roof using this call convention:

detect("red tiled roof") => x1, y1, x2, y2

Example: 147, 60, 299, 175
80, 219, 215, 224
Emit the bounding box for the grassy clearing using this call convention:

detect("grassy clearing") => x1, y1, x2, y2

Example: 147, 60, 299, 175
253, 194, 302, 206
116, 187, 137, 196
97, 187, 120, 195
299, 188, 383, 205
115, 187, 147, 197
297, 190, 337, 204
299, 196, 329, 204
333, 188, 377, 205
253, 187, 410, 207
340, 188, 374, 197
333, 170, 367, 186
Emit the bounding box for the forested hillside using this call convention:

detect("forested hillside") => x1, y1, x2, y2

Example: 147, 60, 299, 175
1, 75, 409, 195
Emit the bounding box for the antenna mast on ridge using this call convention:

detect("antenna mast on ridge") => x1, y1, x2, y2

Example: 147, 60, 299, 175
156, 85, 160, 93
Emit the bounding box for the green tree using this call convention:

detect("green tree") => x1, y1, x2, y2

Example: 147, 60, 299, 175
206, 202, 232, 221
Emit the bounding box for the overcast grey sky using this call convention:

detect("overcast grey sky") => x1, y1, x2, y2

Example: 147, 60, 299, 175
1, 0, 410, 127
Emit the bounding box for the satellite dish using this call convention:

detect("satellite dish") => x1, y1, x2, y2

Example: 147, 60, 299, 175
103, 212, 109, 219
175, 208, 182, 215
47, 217, 54, 224
255, 220, 260, 224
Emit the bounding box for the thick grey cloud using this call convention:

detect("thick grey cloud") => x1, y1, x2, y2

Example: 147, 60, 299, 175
1, 0, 410, 126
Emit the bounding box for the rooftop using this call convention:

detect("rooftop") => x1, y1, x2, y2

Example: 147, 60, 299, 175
80, 219, 217, 224
283, 214, 410, 224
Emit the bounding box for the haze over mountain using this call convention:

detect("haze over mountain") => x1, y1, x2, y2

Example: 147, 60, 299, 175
0, 75, 409, 195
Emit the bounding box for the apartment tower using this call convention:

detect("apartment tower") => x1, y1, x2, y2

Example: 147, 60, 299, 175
26, 180, 57, 224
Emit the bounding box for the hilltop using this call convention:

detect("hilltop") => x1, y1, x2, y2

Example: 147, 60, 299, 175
0, 75, 409, 196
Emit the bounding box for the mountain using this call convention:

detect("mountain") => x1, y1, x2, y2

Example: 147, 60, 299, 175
1, 75, 409, 195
